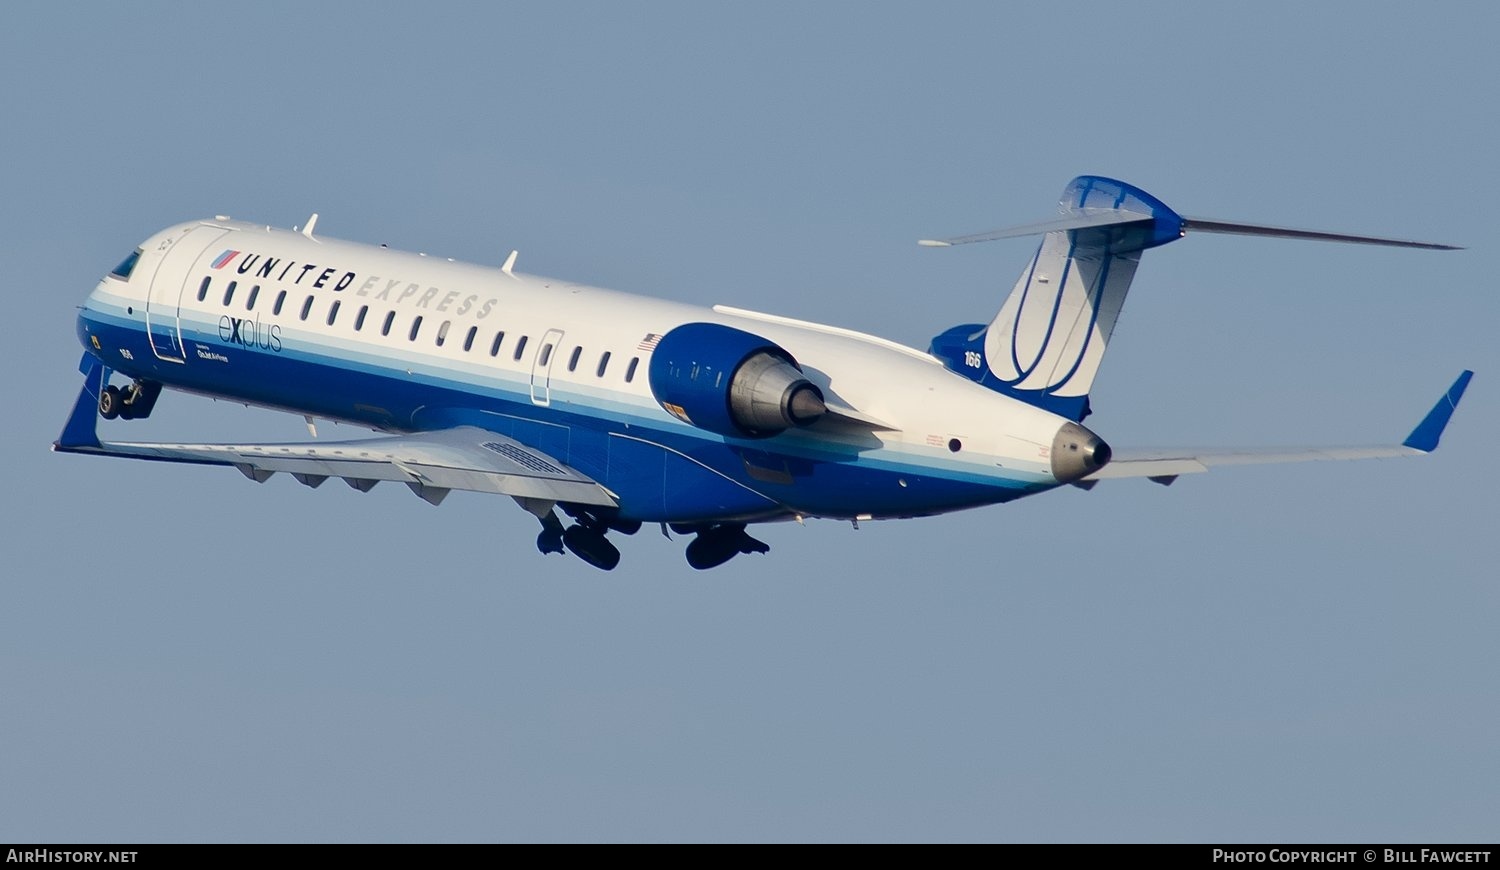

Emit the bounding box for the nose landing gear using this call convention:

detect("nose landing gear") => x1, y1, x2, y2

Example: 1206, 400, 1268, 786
98, 385, 122, 420
98, 379, 161, 421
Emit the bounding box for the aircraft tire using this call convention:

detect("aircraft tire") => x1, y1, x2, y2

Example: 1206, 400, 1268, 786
563, 526, 621, 571
536, 529, 564, 555
685, 532, 739, 570
99, 386, 121, 420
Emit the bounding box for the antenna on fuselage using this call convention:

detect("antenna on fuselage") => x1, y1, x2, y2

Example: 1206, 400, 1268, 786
502, 249, 518, 276
301, 213, 319, 239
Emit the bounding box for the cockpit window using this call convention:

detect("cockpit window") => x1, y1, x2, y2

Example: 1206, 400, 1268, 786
109, 249, 142, 280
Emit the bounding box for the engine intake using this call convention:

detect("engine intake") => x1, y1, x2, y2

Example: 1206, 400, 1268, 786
648, 322, 826, 438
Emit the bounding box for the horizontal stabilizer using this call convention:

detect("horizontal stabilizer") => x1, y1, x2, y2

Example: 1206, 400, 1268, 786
1085, 370, 1472, 482
920, 212, 1459, 251
1180, 217, 1461, 250
918, 210, 1152, 247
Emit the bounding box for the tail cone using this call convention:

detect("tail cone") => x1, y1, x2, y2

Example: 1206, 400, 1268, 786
1051, 421, 1110, 483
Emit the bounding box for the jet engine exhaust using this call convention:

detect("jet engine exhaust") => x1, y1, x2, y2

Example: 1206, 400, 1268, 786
728, 351, 826, 434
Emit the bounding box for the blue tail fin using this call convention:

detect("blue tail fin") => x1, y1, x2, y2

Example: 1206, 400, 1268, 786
929, 176, 1183, 420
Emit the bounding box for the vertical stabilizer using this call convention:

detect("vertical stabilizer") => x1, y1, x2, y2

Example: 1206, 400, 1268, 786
929, 176, 1183, 420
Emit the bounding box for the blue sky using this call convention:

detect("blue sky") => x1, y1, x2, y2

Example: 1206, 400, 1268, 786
2, 2, 1496, 842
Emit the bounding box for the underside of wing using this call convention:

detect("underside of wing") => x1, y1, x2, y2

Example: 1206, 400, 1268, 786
56, 416, 616, 508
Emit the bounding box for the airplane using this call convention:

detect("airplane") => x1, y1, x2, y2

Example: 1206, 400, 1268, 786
54, 176, 1472, 571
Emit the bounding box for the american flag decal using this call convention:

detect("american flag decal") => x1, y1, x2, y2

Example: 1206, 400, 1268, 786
637, 333, 663, 352
210, 250, 240, 269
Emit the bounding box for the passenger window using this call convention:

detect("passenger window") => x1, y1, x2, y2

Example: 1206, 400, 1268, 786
246, 285, 259, 311
355, 305, 368, 331
568, 346, 581, 372
513, 335, 528, 361
490, 331, 505, 357
197, 277, 211, 302
597, 351, 611, 377
327, 300, 341, 326
625, 356, 639, 383
409, 315, 423, 341
464, 325, 477, 352
539, 343, 553, 366
110, 250, 142, 280
223, 281, 237, 306
273, 290, 287, 315
436, 320, 450, 347
300, 295, 314, 320
382, 310, 395, 336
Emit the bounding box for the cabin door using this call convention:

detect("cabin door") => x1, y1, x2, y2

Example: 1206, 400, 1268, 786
145, 224, 228, 362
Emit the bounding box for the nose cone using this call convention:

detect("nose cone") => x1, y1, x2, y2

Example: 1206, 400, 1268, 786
1050, 421, 1112, 483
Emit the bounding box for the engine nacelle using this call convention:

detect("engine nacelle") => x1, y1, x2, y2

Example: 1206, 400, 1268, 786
648, 322, 827, 438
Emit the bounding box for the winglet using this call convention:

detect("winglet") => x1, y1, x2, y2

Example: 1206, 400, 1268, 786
1402, 370, 1473, 452
54, 356, 107, 451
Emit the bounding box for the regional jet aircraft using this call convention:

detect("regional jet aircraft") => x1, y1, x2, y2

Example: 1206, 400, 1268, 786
55, 177, 1471, 570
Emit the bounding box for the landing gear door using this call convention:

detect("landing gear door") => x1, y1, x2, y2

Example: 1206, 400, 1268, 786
530, 328, 565, 406
145, 224, 229, 363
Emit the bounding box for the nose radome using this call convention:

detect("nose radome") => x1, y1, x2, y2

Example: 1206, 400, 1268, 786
1050, 421, 1112, 483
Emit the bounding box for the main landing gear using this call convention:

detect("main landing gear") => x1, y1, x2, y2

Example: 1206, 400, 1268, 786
534, 508, 770, 571
98, 379, 161, 421
535, 505, 641, 571
536, 512, 566, 557
682, 523, 770, 571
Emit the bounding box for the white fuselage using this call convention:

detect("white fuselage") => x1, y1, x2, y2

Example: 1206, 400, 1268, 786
79, 217, 1085, 522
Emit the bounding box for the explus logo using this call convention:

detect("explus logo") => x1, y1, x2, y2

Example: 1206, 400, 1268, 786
218, 314, 282, 352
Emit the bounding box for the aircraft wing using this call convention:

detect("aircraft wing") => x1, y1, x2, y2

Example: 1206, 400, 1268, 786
54, 358, 614, 506
1081, 370, 1472, 486
56, 391, 616, 512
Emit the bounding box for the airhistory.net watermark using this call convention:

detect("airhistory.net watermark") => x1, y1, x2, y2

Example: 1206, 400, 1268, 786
5, 851, 137, 864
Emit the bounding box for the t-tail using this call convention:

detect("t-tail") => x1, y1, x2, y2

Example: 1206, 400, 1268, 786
926, 175, 1459, 421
